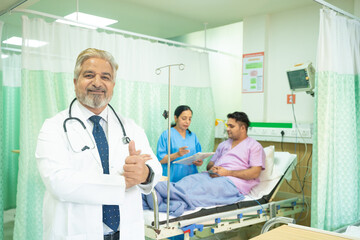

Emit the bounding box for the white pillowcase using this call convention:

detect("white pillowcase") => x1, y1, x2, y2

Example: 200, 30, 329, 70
259, 145, 275, 181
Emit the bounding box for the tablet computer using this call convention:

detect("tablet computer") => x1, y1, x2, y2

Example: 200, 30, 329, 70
173, 152, 215, 165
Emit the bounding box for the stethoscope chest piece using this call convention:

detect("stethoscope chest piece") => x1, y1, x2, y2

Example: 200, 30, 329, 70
122, 136, 131, 144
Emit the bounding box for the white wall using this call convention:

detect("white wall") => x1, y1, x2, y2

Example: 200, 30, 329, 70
243, 0, 357, 124
242, 14, 269, 122
172, 22, 243, 120
173, 0, 356, 124
243, 6, 321, 123
250, 5, 319, 123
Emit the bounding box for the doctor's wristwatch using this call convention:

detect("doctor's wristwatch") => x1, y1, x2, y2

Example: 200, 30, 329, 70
142, 165, 154, 185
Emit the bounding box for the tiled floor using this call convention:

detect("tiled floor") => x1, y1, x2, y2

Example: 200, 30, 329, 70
3, 209, 15, 240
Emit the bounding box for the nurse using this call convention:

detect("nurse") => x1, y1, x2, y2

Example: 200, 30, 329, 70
157, 105, 203, 182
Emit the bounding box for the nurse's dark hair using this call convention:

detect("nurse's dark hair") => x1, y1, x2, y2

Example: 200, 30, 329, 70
171, 105, 193, 134
227, 112, 251, 131
74, 48, 118, 81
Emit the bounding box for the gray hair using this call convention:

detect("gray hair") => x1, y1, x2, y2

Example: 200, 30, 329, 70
73, 48, 118, 81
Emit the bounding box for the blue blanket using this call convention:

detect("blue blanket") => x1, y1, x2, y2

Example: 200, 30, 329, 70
142, 172, 244, 217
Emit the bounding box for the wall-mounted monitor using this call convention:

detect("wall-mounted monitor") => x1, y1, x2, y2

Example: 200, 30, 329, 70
286, 62, 315, 96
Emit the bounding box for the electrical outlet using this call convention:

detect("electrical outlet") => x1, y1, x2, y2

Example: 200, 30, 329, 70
283, 129, 290, 136
300, 129, 311, 137
260, 128, 267, 135
249, 128, 255, 135
290, 129, 297, 136
249, 128, 259, 135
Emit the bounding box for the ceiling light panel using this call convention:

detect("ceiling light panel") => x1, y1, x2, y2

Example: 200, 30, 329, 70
58, 12, 118, 28
55, 19, 97, 29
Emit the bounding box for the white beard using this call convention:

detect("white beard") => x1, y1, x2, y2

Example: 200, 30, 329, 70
75, 89, 111, 109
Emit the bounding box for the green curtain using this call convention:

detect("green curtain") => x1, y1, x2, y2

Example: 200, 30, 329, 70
112, 80, 215, 171
1, 53, 21, 211
312, 72, 360, 230
14, 71, 74, 240
0, 51, 22, 240
311, 9, 360, 230
0, 20, 4, 240
2, 86, 20, 209
0, 42, 4, 240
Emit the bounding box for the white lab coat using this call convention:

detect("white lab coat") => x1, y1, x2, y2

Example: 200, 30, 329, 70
36, 101, 162, 240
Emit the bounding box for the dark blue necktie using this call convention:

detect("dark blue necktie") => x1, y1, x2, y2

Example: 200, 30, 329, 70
89, 115, 120, 232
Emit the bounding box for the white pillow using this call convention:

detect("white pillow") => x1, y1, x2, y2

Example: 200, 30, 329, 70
259, 145, 275, 181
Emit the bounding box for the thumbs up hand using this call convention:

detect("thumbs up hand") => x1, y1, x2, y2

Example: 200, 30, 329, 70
128, 140, 141, 156
123, 141, 152, 189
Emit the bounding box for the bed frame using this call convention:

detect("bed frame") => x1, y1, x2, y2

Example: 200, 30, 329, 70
144, 154, 304, 240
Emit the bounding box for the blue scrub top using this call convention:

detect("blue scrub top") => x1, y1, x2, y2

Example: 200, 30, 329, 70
157, 127, 202, 182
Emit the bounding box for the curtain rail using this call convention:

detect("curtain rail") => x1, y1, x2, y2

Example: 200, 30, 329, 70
313, 0, 360, 21
11, 9, 241, 59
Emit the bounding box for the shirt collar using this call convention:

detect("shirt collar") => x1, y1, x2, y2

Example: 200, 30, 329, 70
76, 100, 109, 123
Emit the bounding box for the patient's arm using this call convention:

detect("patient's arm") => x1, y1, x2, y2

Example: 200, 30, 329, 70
206, 161, 214, 170
211, 166, 262, 180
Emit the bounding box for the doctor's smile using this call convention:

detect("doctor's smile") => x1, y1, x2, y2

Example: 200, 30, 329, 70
87, 88, 107, 95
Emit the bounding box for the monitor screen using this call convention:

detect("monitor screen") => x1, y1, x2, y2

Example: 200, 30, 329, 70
287, 69, 309, 90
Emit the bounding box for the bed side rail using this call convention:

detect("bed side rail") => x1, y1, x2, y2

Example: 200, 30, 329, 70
151, 189, 159, 229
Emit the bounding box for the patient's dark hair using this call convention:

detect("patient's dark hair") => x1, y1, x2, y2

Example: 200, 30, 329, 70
227, 112, 250, 131
171, 105, 193, 134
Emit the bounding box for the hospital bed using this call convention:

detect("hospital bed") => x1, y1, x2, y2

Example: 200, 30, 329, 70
144, 149, 304, 239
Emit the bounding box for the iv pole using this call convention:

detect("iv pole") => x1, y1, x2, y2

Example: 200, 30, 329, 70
155, 63, 185, 227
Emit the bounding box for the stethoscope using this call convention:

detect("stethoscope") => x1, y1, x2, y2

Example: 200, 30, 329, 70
63, 98, 131, 152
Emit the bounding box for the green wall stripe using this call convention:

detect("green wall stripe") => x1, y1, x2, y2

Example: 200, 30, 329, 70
250, 122, 293, 128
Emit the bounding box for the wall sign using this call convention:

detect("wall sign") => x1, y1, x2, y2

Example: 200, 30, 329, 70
242, 52, 264, 93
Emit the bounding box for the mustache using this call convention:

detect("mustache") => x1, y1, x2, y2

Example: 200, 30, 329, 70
87, 87, 106, 92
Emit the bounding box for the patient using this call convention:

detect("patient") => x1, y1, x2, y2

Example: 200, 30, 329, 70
143, 111, 265, 217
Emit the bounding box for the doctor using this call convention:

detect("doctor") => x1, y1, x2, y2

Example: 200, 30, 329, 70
36, 48, 162, 240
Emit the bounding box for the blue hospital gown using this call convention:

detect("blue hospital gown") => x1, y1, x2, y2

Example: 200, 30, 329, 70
156, 128, 202, 182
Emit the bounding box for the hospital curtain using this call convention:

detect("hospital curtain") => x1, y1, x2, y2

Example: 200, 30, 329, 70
13, 16, 215, 239
1, 52, 21, 211
312, 9, 360, 230
0, 19, 4, 240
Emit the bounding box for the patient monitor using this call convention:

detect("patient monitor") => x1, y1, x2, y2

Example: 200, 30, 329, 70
286, 62, 315, 96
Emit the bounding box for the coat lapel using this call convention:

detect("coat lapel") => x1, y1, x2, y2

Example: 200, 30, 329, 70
72, 102, 103, 168
108, 108, 128, 171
